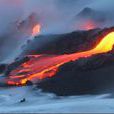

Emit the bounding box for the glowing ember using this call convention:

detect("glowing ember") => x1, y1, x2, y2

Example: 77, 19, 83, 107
7, 32, 114, 86
80, 20, 96, 30
32, 24, 41, 36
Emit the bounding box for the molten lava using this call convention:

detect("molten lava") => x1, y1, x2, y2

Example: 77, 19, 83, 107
7, 32, 114, 86
32, 24, 41, 36
80, 20, 96, 30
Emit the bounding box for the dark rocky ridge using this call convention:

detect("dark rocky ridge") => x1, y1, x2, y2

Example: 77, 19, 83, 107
37, 50, 114, 96
21, 27, 114, 55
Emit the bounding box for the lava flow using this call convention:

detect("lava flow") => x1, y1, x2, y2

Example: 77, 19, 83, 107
32, 24, 41, 36
7, 32, 114, 86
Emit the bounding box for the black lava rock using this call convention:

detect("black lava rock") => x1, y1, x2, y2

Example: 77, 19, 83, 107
26, 80, 33, 86
20, 98, 26, 103
21, 27, 114, 56
38, 51, 114, 96
0, 64, 7, 74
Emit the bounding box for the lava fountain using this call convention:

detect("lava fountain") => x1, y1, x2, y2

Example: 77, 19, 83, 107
32, 24, 41, 37
7, 32, 114, 86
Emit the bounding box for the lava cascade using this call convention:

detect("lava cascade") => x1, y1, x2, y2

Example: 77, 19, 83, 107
7, 32, 114, 86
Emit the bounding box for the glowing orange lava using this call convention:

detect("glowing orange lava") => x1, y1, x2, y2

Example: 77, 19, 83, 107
32, 24, 41, 36
8, 32, 114, 86
80, 20, 96, 30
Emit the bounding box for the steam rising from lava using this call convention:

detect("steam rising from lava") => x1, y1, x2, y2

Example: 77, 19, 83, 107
7, 32, 114, 86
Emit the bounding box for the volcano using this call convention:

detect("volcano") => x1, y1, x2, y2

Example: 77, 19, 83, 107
0, 26, 114, 96
1, 0, 114, 113
74, 7, 106, 30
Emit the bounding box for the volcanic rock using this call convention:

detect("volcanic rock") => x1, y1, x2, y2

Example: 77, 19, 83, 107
0, 64, 7, 74
21, 28, 101, 55
37, 51, 114, 96
26, 80, 33, 86
21, 27, 114, 56
5, 56, 30, 76
20, 98, 26, 103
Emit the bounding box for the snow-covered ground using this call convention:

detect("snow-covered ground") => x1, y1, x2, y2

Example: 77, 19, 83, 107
0, 86, 114, 113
